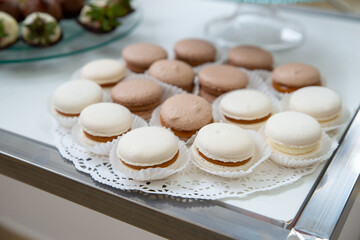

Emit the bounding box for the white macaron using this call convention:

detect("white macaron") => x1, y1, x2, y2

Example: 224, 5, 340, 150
288, 86, 342, 127
265, 111, 322, 156
191, 123, 256, 175
81, 59, 126, 86
219, 89, 273, 130
52, 80, 102, 116
79, 102, 132, 144
116, 127, 179, 170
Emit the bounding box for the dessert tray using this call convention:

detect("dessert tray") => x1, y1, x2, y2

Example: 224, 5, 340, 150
0, 10, 141, 64
52, 68, 340, 200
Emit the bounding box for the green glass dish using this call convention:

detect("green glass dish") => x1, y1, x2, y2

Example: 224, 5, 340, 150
0, 10, 142, 64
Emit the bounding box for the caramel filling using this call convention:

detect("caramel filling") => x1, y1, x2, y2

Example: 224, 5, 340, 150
224, 113, 271, 124
100, 80, 121, 88
56, 110, 80, 117
272, 80, 321, 93
83, 128, 130, 143
99, 75, 125, 88
160, 116, 213, 138
197, 148, 251, 167
121, 150, 179, 170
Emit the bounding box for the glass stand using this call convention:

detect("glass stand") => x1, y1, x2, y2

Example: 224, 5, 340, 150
205, 4, 305, 51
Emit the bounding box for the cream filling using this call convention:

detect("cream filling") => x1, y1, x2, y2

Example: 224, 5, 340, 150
267, 138, 321, 155
317, 112, 341, 123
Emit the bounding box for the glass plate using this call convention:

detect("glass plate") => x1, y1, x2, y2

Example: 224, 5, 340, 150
0, 10, 142, 64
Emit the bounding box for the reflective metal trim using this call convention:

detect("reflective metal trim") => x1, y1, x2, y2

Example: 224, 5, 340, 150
290, 106, 360, 239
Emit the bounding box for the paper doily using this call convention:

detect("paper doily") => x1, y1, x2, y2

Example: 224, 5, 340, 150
53, 123, 324, 200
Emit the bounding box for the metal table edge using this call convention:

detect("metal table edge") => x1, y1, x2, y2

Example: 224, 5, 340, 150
289, 105, 360, 240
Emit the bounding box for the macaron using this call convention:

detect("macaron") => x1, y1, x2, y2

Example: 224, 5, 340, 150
174, 38, 216, 67
272, 63, 321, 93
228, 45, 273, 70
122, 43, 168, 73
148, 59, 195, 92
79, 102, 132, 145
80, 59, 126, 87
52, 80, 102, 117
160, 94, 213, 139
265, 111, 322, 156
116, 127, 179, 171
191, 123, 256, 174
111, 79, 162, 120
0, 11, 19, 49
289, 86, 342, 128
219, 89, 272, 130
198, 64, 248, 103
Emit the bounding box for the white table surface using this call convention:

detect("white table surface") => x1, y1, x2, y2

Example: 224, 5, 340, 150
1, 0, 359, 223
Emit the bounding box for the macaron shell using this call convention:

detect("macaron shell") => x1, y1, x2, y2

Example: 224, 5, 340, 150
81, 59, 126, 85
116, 127, 178, 166
272, 63, 321, 88
160, 94, 212, 131
220, 89, 272, 120
148, 59, 195, 90
122, 43, 168, 71
228, 45, 273, 70
195, 123, 255, 162
289, 86, 342, 121
174, 38, 216, 66
79, 102, 132, 137
198, 65, 248, 92
52, 80, 102, 114
111, 79, 162, 106
265, 111, 322, 148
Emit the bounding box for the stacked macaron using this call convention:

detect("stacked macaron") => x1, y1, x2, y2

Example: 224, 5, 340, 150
271, 63, 321, 93
174, 38, 217, 67
112, 126, 189, 180
287, 86, 344, 129
158, 94, 213, 140
218, 89, 273, 130
148, 59, 195, 92
52, 80, 102, 127
122, 43, 168, 73
191, 123, 269, 178
264, 111, 334, 167
111, 78, 163, 120
198, 65, 248, 103
228, 45, 273, 71
81, 59, 126, 87
78, 102, 133, 146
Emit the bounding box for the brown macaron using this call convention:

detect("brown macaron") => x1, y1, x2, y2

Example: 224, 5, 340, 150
198, 65, 248, 103
111, 79, 162, 120
272, 63, 321, 93
160, 94, 213, 139
228, 45, 273, 70
174, 38, 216, 67
148, 59, 195, 92
122, 43, 168, 73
